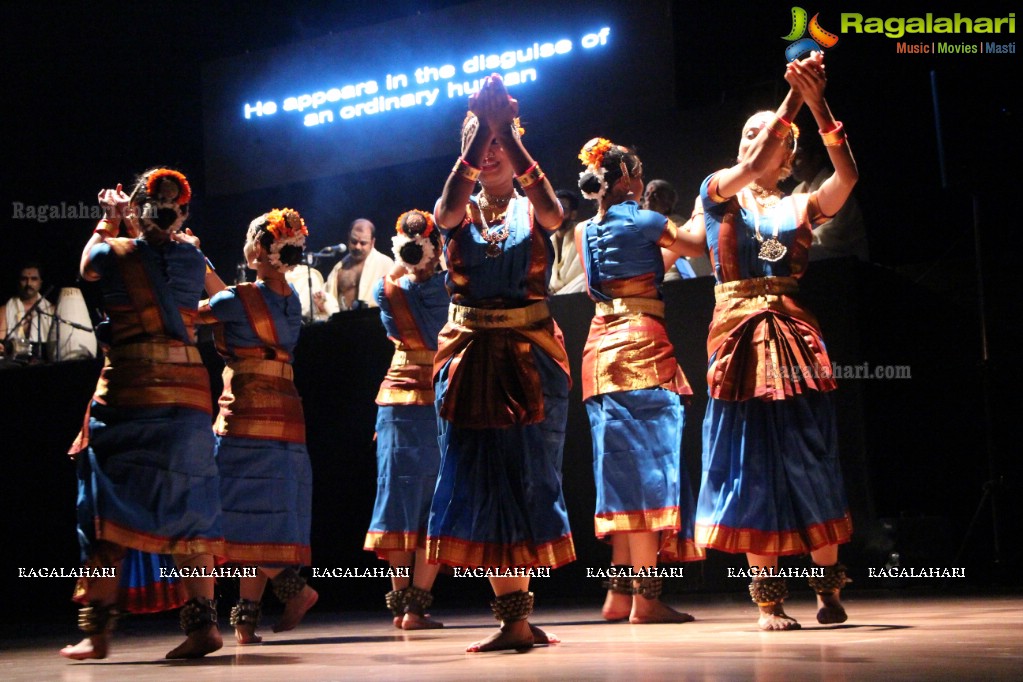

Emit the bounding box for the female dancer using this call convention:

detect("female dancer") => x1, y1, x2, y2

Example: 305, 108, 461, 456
694, 52, 858, 630
364, 209, 448, 630
195, 208, 317, 644
576, 139, 706, 624
64, 168, 224, 660
428, 73, 575, 652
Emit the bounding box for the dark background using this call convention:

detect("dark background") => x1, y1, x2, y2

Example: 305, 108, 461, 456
1, 0, 1019, 622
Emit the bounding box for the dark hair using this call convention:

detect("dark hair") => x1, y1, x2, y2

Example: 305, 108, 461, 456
129, 167, 190, 230
248, 211, 305, 268
578, 145, 641, 198
555, 189, 579, 213
397, 210, 440, 266
19, 261, 43, 277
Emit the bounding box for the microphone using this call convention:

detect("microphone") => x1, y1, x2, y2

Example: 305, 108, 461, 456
316, 243, 348, 256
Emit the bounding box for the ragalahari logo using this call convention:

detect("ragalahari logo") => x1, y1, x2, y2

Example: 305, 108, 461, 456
783, 7, 839, 61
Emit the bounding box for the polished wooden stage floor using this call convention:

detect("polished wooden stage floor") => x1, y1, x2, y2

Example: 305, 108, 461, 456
5, 592, 1021, 681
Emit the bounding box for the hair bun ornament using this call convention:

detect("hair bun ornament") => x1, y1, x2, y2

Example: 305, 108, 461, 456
395, 209, 435, 239
578, 138, 613, 169
513, 117, 525, 138
392, 209, 437, 273
263, 208, 309, 272
145, 169, 192, 205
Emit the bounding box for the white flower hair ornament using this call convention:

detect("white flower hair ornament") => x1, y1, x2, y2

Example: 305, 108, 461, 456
578, 137, 616, 202
391, 209, 437, 273
261, 208, 309, 273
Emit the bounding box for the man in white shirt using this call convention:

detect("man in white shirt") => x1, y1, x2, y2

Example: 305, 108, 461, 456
324, 219, 394, 310
549, 190, 585, 295
1, 262, 54, 356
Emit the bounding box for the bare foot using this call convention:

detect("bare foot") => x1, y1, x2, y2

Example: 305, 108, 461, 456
402, 612, 444, 629
60, 635, 108, 660
602, 590, 631, 621
757, 603, 800, 631
165, 625, 223, 659
466, 620, 533, 653
392, 615, 403, 629
529, 623, 559, 645
816, 590, 848, 624
234, 623, 263, 645
630, 598, 695, 624
273, 585, 318, 633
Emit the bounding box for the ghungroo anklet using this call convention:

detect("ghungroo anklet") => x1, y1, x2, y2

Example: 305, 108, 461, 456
78, 602, 120, 634
602, 565, 635, 595
229, 599, 262, 627
271, 568, 307, 603
491, 590, 534, 623
749, 576, 789, 606
385, 588, 409, 617
808, 563, 851, 595
404, 586, 434, 616
179, 597, 218, 634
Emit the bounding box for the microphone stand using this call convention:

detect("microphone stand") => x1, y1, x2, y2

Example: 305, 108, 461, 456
27, 306, 96, 362
304, 252, 317, 325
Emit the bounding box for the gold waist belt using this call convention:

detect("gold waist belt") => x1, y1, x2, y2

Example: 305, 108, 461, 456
227, 358, 294, 380
448, 302, 550, 329
391, 348, 436, 367
594, 297, 665, 319
714, 276, 798, 303
108, 342, 201, 364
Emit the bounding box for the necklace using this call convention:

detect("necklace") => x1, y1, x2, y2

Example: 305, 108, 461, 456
745, 188, 788, 263
747, 181, 782, 208
477, 193, 517, 258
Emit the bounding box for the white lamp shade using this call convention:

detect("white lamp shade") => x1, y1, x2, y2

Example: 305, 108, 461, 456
47, 287, 97, 361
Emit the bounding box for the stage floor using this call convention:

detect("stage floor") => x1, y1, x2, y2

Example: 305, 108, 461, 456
5, 592, 1021, 681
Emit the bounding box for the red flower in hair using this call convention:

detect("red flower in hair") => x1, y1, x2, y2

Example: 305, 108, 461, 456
145, 169, 191, 205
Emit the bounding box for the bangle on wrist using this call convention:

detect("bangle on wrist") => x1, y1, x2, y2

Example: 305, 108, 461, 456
820, 121, 847, 146
93, 219, 118, 237
515, 162, 545, 189
451, 156, 481, 182
766, 116, 792, 140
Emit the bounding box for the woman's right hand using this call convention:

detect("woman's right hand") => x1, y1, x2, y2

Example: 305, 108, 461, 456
97, 183, 130, 221
785, 52, 827, 106
470, 74, 519, 134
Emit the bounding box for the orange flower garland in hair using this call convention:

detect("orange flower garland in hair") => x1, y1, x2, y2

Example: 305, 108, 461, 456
265, 208, 309, 241
578, 138, 613, 169
145, 169, 192, 205
513, 117, 525, 138
395, 209, 435, 238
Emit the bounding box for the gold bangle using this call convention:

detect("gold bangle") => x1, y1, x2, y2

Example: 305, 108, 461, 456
452, 157, 481, 182
820, 121, 847, 147
515, 162, 545, 189
766, 116, 792, 140
93, 218, 118, 237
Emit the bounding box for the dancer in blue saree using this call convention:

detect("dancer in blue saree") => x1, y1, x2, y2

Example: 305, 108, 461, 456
428, 74, 574, 652
64, 168, 223, 660
364, 209, 448, 630
576, 138, 706, 624
694, 52, 859, 630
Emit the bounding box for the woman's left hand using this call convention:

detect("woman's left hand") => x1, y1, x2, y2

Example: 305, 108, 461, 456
785, 51, 826, 104
172, 227, 201, 248
472, 74, 519, 132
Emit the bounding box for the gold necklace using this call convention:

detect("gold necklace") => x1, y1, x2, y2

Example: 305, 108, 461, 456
747, 182, 782, 208
477, 193, 517, 258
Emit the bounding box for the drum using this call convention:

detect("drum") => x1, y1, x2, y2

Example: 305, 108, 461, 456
47, 287, 97, 361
